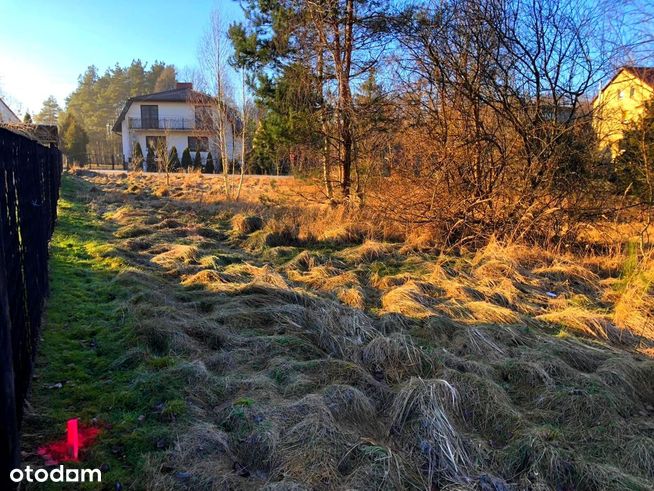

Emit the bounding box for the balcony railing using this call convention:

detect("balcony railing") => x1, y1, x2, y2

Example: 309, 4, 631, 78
127, 117, 214, 131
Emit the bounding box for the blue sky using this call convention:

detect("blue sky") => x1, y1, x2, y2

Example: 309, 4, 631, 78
0, 0, 245, 115
1, 0, 651, 116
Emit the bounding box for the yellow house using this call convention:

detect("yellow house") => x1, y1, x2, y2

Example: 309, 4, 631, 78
593, 66, 654, 158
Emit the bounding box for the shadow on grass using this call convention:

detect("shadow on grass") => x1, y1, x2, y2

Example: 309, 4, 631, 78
22, 176, 184, 489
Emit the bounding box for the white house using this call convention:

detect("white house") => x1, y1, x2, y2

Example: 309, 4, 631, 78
112, 83, 240, 170
0, 97, 20, 123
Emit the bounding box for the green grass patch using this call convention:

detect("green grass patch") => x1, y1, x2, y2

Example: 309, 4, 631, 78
23, 176, 184, 489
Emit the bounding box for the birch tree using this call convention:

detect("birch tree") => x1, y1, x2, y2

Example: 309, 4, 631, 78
199, 10, 236, 199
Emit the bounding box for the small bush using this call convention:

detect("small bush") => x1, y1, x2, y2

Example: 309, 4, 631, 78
146, 146, 156, 172
193, 151, 202, 171
169, 146, 181, 172
181, 147, 193, 171
204, 152, 215, 173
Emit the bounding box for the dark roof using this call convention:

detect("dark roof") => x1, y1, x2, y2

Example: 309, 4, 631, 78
112, 87, 214, 133
0, 123, 58, 147
594, 66, 654, 102
624, 66, 654, 87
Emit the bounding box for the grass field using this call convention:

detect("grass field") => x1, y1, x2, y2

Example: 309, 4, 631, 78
22, 170, 654, 490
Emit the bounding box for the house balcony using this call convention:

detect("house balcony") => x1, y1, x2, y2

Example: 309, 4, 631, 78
127, 117, 214, 132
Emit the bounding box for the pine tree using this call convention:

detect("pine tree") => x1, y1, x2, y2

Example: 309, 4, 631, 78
126, 60, 147, 97
181, 147, 193, 171
23, 112, 33, 124
133, 142, 145, 170
229, 1, 390, 195
59, 112, 89, 164
146, 146, 156, 172
154, 66, 177, 92
193, 151, 202, 171
204, 152, 215, 174
615, 100, 654, 202
251, 119, 277, 174
169, 146, 181, 172
35, 96, 61, 125
65, 61, 177, 164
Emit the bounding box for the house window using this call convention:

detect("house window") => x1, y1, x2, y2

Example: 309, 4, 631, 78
618, 90, 625, 99
141, 105, 159, 129
146, 136, 167, 154
630, 87, 636, 98
188, 136, 209, 152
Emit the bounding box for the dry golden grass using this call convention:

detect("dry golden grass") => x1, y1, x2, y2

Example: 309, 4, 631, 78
337, 239, 397, 263
614, 253, 654, 341
231, 213, 264, 234
150, 244, 198, 270
537, 306, 630, 343
381, 281, 441, 318
460, 300, 522, 324
69, 170, 654, 490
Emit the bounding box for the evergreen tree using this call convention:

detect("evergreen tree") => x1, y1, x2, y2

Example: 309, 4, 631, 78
615, 100, 654, 202
353, 68, 393, 180
204, 152, 215, 174
193, 150, 202, 171
133, 141, 145, 170
169, 146, 181, 172
22, 112, 33, 124
146, 146, 156, 172
251, 119, 278, 174
154, 66, 177, 92
125, 60, 147, 97
181, 147, 193, 171
146, 61, 167, 90
35, 95, 61, 125
65, 61, 177, 164
229, 1, 390, 194
59, 112, 89, 164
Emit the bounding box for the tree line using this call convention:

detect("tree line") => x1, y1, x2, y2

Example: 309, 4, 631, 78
31, 60, 177, 165
35, 0, 652, 246
224, 0, 653, 245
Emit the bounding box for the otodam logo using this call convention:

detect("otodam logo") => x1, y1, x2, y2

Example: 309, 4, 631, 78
11, 418, 103, 483
10, 465, 102, 483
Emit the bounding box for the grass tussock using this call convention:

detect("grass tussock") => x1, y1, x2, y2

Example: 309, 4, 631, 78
337, 240, 397, 263
613, 252, 654, 341
389, 378, 472, 485
536, 306, 633, 344
232, 213, 264, 234
381, 281, 442, 317
25, 171, 654, 491
151, 244, 198, 270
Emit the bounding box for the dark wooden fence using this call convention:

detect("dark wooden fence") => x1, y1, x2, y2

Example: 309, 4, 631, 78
0, 127, 62, 479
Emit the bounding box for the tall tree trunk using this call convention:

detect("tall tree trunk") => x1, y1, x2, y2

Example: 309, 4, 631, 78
331, 0, 354, 201
236, 70, 247, 201
340, 93, 353, 199
318, 49, 333, 200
